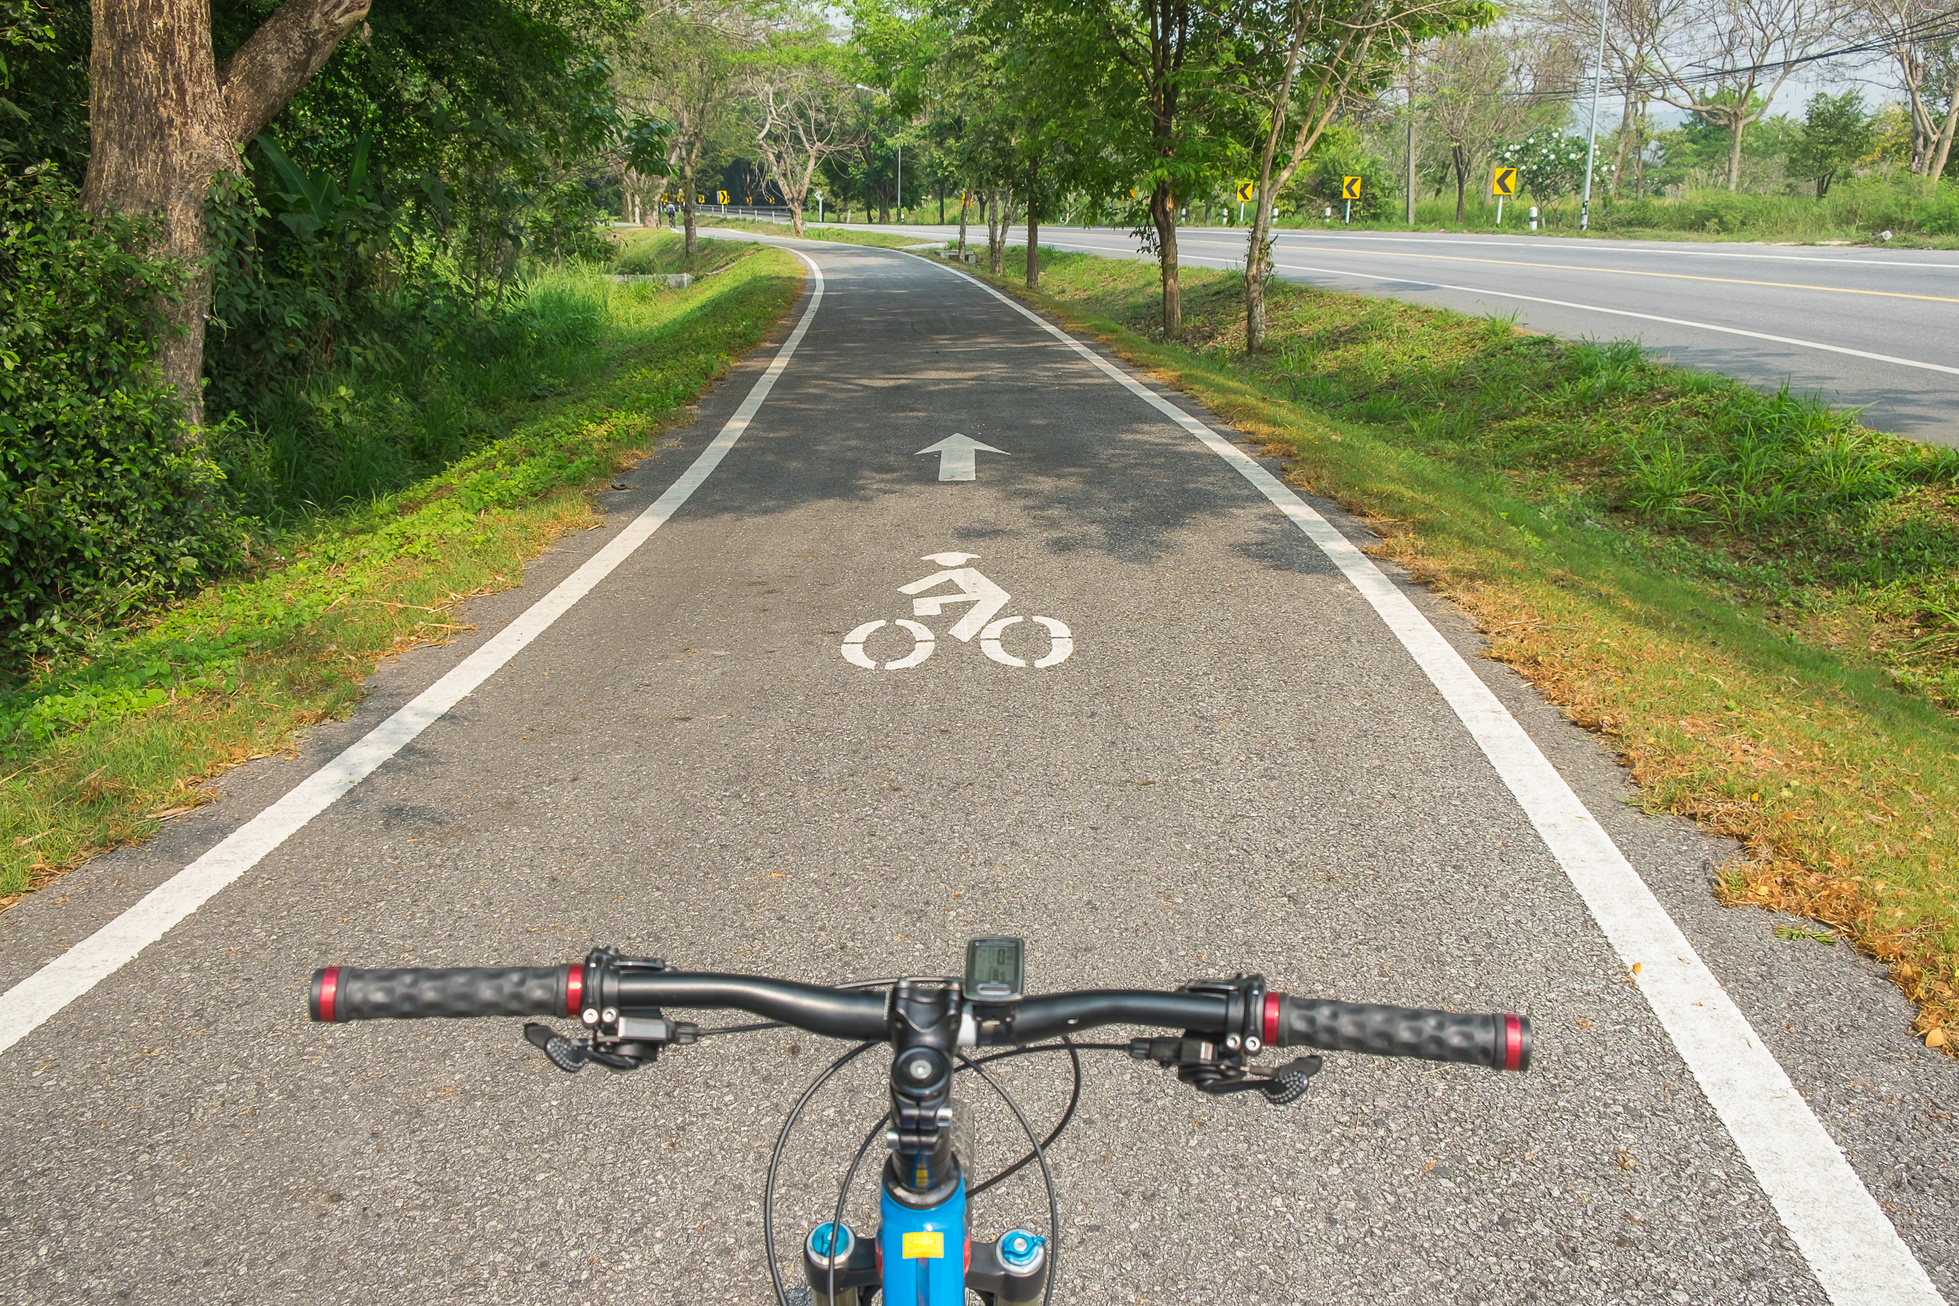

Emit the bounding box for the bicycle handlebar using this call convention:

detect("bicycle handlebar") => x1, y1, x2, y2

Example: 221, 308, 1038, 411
310, 964, 1530, 1072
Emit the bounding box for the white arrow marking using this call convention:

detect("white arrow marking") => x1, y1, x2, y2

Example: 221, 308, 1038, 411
916, 433, 1008, 481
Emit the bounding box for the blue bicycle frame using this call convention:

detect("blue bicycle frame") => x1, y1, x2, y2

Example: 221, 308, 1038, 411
798, 979, 1050, 1305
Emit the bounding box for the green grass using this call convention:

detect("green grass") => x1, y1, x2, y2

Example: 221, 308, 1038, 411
968, 245, 1957, 1049
609, 228, 751, 277
0, 245, 804, 906
704, 216, 951, 250
1260, 175, 1959, 246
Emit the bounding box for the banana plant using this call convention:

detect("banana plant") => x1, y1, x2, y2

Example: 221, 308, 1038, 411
252, 130, 381, 243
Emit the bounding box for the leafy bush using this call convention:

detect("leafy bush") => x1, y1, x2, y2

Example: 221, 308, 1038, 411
0, 167, 250, 674
1283, 125, 1396, 218
1494, 129, 1591, 201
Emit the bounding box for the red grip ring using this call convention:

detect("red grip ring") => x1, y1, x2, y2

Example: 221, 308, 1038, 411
1503, 1014, 1522, 1071
315, 966, 340, 1023
564, 962, 584, 1018
1262, 992, 1280, 1047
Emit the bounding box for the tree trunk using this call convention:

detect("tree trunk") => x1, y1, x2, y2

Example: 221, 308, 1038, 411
956, 188, 968, 258
1609, 86, 1634, 198
987, 188, 1005, 274
82, 0, 369, 434
1025, 160, 1040, 289
1931, 72, 1959, 180
1451, 144, 1467, 223
1151, 183, 1179, 333
682, 153, 698, 257
1725, 116, 1744, 190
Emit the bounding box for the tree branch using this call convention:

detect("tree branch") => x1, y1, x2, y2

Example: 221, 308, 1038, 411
217, 0, 372, 147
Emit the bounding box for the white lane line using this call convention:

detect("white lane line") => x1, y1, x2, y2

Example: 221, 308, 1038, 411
0, 251, 827, 1059
1267, 259, 1959, 378
1023, 233, 1959, 379
910, 252, 1945, 1306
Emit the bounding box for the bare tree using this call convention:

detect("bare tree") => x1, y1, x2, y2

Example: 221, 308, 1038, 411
1548, 0, 1689, 195
752, 63, 857, 236
81, 0, 372, 430
1649, 0, 1846, 189
1421, 29, 1546, 224
1850, 0, 1959, 173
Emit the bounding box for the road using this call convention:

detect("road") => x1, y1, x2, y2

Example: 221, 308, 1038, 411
1, 235, 1953, 1305
806, 219, 1959, 449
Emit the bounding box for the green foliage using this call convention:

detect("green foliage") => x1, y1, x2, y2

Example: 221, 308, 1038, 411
1591, 175, 1959, 238
0, 168, 250, 673
1789, 90, 1875, 198
0, 0, 85, 177
1494, 129, 1589, 200
1285, 124, 1395, 217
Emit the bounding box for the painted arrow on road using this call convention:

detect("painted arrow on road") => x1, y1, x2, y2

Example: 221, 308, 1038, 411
916, 433, 1008, 481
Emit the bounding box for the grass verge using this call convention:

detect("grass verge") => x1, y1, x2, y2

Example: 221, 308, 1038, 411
0, 240, 802, 907
702, 216, 952, 250
983, 248, 1958, 1050
758, 217, 1959, 1048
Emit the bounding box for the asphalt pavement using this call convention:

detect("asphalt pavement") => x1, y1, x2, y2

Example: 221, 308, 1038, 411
805, 218, 1959, 449
0, 236, 1953, 1305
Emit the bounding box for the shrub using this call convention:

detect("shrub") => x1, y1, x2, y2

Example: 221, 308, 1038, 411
0, 166, 249, 674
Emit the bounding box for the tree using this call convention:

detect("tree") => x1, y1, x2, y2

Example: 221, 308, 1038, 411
1649, 0, 1847, 190
1848, 0, 1959, 174
1069, 0, 1258, 333
1420, 29, 1539, 224
80, 0, 374, 429
1547, 0, 1690, 196
1789, 88, 1873, 195
751, 51, 858, 235
1241, 0, 1494, 351
627, 1, 756, 256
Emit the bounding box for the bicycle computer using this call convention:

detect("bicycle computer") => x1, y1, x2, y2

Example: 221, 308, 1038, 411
964, 937, 1025, 1004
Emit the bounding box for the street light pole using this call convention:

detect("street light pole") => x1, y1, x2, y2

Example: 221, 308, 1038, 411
1580, 0, 1608, 232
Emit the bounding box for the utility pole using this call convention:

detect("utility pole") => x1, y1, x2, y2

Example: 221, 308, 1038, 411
1580, 0, 1608, 232
1405, 43, 1416, 226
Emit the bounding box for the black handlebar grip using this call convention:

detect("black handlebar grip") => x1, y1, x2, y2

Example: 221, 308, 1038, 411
1273, 997, 1530, 1070
311, 965, 577, 1022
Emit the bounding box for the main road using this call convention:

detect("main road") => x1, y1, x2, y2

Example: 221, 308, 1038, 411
0, 235, 1952, 1305
809, 218, 1959, 449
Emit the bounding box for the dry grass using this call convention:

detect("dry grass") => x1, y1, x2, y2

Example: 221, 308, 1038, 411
959, 245, 1958, 1052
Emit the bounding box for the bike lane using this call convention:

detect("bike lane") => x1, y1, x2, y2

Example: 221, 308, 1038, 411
0, 237, 1951, 1305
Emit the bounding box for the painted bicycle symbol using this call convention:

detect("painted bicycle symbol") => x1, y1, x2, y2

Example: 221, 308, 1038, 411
841, 553, 1074, 671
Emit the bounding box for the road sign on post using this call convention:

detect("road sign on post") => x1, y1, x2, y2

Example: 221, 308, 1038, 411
717, 189, 729, 204
1236, 181, 1255, 202
1341, 175, 1360, 224
1491, 166, 1518, 225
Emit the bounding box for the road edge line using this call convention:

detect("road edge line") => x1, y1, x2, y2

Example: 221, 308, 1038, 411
931, 257, 1944, 1306
1264, 258, 1959, 379
0, 250, 827, 1059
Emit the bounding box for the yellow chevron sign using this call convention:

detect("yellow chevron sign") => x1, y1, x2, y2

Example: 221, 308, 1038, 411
1492, 166, 1519, 197
1341, 175, 1362, 200
1236, 180, 1255, 202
